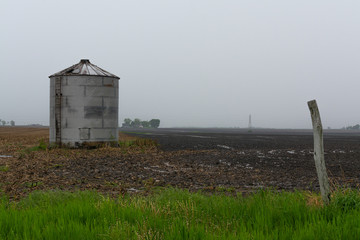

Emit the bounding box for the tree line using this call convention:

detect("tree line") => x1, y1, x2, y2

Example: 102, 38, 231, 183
344, 124, 360, 130
122, 118, 160, 128
0, 119, 15, 126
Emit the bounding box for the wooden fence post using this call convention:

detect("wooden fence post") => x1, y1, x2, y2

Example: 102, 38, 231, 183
307, 100, 331, 205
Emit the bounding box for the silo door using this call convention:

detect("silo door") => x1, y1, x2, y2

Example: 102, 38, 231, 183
79, 128, 90, 140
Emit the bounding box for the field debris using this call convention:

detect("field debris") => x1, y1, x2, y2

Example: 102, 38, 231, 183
217, 145, 232, 150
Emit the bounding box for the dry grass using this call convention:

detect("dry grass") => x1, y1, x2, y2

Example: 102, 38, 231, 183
0, 127, 159, 199
304, 191, 323, 207
0, 127, 48, 153
0, 127, 153, 151
118, 131, 138, 142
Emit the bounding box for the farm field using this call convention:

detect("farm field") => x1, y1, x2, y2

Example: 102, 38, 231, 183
0, 127, 360, 199
123, 127, 360, 192
1, 127, 360, 239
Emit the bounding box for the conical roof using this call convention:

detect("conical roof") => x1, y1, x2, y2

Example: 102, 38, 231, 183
49, 59, 119, 79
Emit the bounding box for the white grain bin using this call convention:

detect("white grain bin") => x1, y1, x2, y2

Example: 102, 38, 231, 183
49, 59, 120, 147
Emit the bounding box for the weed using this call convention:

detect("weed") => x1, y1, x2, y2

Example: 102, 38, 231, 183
104, 181, 119, 187
332, 188, 360, 212
118, 138, 158, 148
143, 178, 156, 189
27, 139, 47, 151
23, 182, 42, 188
50, 164, 63, 169
118, 140, 134, 147
0, 165, 9, 172
17, 139, 48, 159
121, 131, 151, 135
304, 191, 323, 207
215, 185, 235, 193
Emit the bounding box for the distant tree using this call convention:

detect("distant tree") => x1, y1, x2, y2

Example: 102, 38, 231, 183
122, 118, 160, 128
131, 118, 141, 128
122, 118, 132, 127
346, 124, 360, 130
352, 124, 360, 130
124, 118, 132, 125
149, 119, 160, 128
141, 121, 150, 128
10, 120, 15, 126
1, 120, 6, 126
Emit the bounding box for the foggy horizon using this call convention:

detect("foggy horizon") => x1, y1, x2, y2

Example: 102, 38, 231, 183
1, 1, 359, 129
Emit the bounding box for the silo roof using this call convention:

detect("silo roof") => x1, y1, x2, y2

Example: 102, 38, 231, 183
49, 59, 120, 79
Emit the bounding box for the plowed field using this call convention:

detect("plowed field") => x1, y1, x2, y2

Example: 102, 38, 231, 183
1, 127, 359, 199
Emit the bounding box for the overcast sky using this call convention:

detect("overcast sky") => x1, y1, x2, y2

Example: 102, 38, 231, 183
1, 0, 359, 128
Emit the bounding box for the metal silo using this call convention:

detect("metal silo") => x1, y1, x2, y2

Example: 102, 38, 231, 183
49, 59, 120, 147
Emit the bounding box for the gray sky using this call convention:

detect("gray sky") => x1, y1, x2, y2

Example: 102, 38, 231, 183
1, 0, 359, 128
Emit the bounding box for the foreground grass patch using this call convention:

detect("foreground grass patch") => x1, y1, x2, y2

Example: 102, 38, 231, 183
1, 189, 360, 239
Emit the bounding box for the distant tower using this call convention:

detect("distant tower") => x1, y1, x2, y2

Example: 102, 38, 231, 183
248, 114, 252, 130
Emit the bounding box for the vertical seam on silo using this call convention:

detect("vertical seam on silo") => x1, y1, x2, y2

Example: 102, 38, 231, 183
55, 77, 62, 145
116, 82, 119, 129
102, 97, 104, 128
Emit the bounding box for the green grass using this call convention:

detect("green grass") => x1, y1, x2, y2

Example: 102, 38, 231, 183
118, 138, 158, 148
0, 165, 9, 172
1, 188, 360, 239
18, 139, 48, 159
121, 131, 152, 135
27, 139, 48, 152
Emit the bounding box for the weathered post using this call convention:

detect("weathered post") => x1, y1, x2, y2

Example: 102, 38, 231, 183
307, 100, 331, 204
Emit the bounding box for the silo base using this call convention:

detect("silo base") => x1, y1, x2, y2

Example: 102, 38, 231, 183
50, 140, 119, 149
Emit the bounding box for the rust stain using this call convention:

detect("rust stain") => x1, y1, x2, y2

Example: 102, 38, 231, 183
49, 59, 120, 79
84, 106, 105, 118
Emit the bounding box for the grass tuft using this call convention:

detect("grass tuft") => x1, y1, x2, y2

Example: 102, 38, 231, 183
0, 165, 9, 172
119, 138, 158, 148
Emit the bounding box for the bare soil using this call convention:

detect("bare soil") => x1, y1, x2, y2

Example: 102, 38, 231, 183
1, 127, 360, 199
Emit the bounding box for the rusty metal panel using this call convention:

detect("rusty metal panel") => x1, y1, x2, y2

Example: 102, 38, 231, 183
55, 77, 62, 144
84, 106, 105, 119
61, 86, 85, 96
66, 77, 102, 86
103, 106, 118, 118
103, 78, 115, 87
49, 59, 120, 79
86, 86, 115, 97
